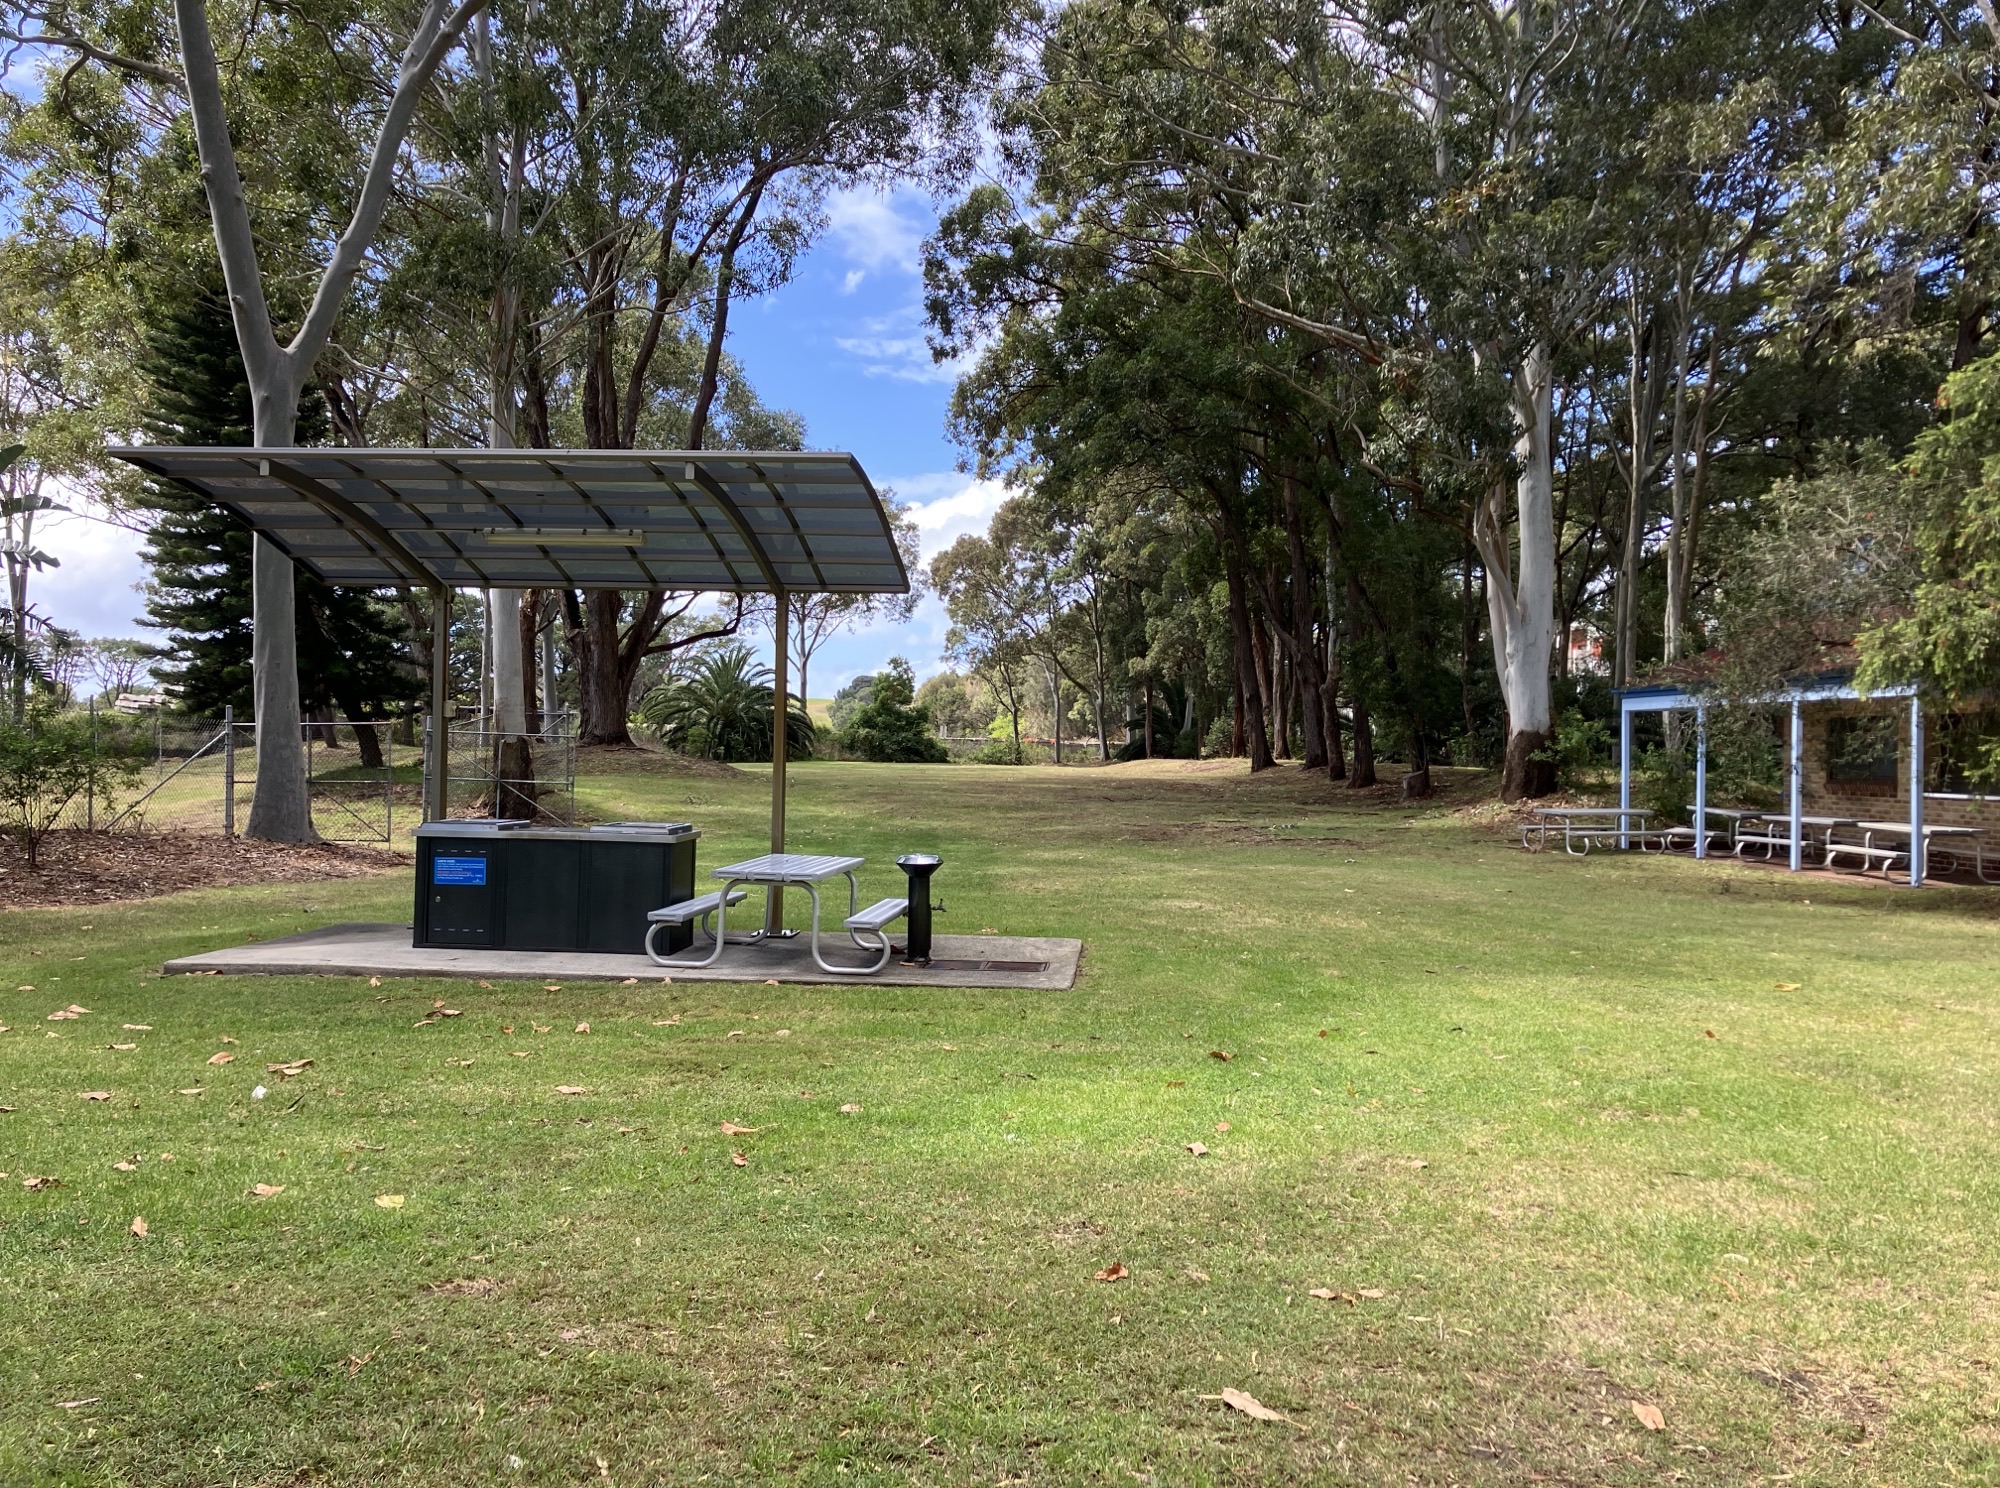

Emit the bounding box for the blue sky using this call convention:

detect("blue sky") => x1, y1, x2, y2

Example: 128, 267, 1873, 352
38, 181, 1004, 698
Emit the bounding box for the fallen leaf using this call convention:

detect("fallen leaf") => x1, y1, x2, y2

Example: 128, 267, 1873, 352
439, 1008, 462, 1018
1774, 981, 1800, 992
730, 1150, 748, 1167
374, 1194, 406, 1209
175, 1087, 204, 1096
1317, 1029, 1328, 1037
112, 1160, 138, 1172
1400, 1158, 1429, 1170
346, 1353, 372, 1377
1094, 1262, 1129, 1282
1209, 1049, 1233, 1062
839, 1103, 862, 1114
979, 926, 996, 934
266, 1058, 314, 1079
445, 1057, 474, 1068
1185, 1142, 1210, 1156
110, 1043, 137, 1051
1705, 1029, 1717, 1039
46, 1009, 77, 1021
727, 1030, 745, 1039
250, 1183, 285, 1198
207, 1051, 234, 1066
1214, 1121, 1230, 1133
574, 1022, 590, 1034
620, 978, 638, 985
1201, 1387, 1298, 1427
544, 984, 561, 992
533, 1024, 551, 1034
1631, 1401, 1665, 1431
67, 1004, 91, 1014
1186, 1268, 1210, 1282
129, 1216, 148, 1237
479, 981, 495, 989
22, 1175, 60, 1191
369, 976, 382, 987
651, 1016, 682, 1026
122, 1024, 151, 1031
1307, 1288, 1353, 1303
79, 1091, 111, 1102
54, 1397, 99, 1410
719, 1121, 760, 1135
510, 1051, 530, 1058
554, 1085, 590, 1096
1356, 1287, 1386, 1299
764, 979, 779, 986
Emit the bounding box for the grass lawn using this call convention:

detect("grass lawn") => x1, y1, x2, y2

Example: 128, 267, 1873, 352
3, 759, 1998, 1486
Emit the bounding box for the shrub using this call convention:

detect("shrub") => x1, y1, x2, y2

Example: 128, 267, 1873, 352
633, 645, 815, 762
838, 658, 947, 763
0, 709, 146, 868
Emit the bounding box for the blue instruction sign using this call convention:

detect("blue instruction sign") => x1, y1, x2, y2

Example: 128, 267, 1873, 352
433, 855, 487, 887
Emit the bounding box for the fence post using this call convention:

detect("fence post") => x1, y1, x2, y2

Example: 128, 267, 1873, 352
86, 697, 95, 830
223, 705, 235, 838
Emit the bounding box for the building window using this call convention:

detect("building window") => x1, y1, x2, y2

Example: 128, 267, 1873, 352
1826, 714, 1899, 792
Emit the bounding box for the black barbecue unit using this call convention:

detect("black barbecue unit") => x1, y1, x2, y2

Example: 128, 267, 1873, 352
415, 820, 699, 953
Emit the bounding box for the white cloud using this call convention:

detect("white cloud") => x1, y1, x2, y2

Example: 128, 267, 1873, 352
824, 185, 930, 285
833, 302, 972, 385
884, 471, 1008, 562
840, 268, 866, 295
30, 504, 151, 641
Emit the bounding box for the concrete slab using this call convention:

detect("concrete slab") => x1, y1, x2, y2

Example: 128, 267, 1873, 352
163, 924, 1082, 991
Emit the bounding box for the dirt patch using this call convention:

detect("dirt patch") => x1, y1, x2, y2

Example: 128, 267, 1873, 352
574, 742, 743, 779
0, 830, 407, 909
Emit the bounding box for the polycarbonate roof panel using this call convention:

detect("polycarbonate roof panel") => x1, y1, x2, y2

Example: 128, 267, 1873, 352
105, 447, 910, 595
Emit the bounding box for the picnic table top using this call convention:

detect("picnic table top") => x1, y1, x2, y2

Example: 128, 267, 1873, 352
1848, 820, 1984, 837
1528, 805, 1654, 819
711, 853, 866, 883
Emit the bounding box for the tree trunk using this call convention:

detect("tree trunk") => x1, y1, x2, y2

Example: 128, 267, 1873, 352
574, 593, 633, 746
1474, 344, 1558, 802
1348, 689, 1376, 788
1223, 557, 1274, 771
244, 389, 317, 842
1143, 676, 1154, 758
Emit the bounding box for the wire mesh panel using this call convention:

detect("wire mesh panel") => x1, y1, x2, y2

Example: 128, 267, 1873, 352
304, 719, 411, 843
435, 712, 576, 824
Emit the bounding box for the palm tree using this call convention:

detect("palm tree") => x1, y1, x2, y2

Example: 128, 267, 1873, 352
634, 644, 816, 762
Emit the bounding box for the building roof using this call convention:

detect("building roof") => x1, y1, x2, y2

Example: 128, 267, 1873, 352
106, 447, 909, 595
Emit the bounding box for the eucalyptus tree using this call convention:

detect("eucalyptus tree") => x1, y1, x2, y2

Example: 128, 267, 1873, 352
2, 0, 496, 839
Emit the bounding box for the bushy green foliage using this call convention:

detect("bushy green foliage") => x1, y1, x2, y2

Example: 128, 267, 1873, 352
838, 658, 947, 763
634, 645, 815, 762
1541, 713, 1610, 792
828, 674, 876, 733
0, 708, 145, 868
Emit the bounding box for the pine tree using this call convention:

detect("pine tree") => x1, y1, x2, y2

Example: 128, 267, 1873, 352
137, 285, 422, 762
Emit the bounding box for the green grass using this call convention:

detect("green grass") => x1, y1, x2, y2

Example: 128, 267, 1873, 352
3, 759, 1999, 1485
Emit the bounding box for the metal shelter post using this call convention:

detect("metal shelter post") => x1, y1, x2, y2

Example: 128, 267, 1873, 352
766, 586, 789, 934
1618, 703, 1633, 849
1788, 699, 1804, 872
1693, 702, 1708, 861
1909, 694, 1925, 887
426, 586, 450, 823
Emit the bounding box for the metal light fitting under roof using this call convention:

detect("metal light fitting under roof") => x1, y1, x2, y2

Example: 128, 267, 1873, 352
105, 445, 911, 596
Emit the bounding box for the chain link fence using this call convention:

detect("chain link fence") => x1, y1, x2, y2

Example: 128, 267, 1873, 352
38, 707, 577, 840
436, 712, 576, 825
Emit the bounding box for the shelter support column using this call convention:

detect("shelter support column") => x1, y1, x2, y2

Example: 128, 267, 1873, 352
1618, 704, 1633, 849
1909, 695, 1925, 888
426, 586, 450, 823
767, 586, 789, 934
1694, 703, 1708, 861
1788, 700, 1804, 873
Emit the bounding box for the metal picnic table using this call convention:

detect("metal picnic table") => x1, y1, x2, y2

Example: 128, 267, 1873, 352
709, 853, 885, 975
1825, 820, 1991, 879
1521, 806, 1661, 855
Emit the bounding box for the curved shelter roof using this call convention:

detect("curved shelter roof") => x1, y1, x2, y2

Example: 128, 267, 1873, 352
107, 447, 908, 595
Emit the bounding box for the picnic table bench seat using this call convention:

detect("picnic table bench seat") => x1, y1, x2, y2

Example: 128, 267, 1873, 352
644, 888, 748, 968
840, 897, 909, 974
